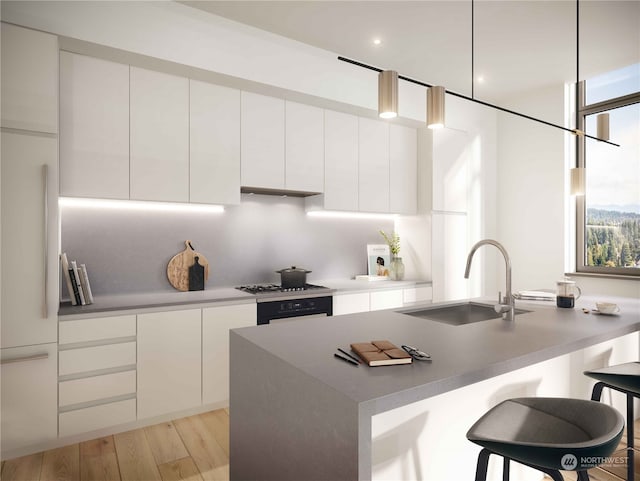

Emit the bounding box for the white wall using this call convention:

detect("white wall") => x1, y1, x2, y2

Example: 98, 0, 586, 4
0, 0, 426, 123
497, 84, 640, 299
496, 84, 567, 293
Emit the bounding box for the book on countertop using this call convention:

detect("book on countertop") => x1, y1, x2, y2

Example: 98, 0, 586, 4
70, 260, 86, 305
60, 253, 77, 306
78, 264, 94, 305
350, 340, 412, 366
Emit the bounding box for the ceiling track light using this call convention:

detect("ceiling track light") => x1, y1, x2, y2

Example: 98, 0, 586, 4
339, 55, 619, 147
427, 86, 445, 129
570, 167, 586, 196
378, 70, 398, 119
597, 113, 610, 141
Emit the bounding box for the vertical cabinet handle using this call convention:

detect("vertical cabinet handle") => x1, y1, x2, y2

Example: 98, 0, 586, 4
43, 164, 48, 318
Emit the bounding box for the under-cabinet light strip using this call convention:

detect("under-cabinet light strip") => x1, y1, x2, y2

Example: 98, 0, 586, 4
59, 197, 224, 213
306, 210, 396, 220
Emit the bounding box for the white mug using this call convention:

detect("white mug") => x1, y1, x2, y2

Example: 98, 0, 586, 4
596, 302, 620, 315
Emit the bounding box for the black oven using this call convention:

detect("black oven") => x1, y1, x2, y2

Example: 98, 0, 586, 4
257, 295, 333, 325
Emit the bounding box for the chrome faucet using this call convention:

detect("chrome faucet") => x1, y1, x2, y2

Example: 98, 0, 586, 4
464, 239, 515, 321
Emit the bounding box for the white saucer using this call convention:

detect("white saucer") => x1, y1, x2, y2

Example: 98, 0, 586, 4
592, 309, 620, 316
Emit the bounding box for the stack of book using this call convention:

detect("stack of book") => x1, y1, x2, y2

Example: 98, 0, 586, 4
60, 253, 94, 306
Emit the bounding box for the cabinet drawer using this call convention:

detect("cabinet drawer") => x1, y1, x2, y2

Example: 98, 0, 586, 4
59, 370, 136, 407
59, 315, 136, 345
59, 342, 136, 376
59, 398, 136, 437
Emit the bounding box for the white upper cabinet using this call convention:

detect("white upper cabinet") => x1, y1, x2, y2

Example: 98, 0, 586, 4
190, 80, 241, 205
241, 91, 285, 190
60, 52, 130, 199
323, 110, 359, 211
358, 118, 390, 213
389, 124, 417, 214
285, 101, 324, 193
130, 67, 189, 202
1, 23, 58, 133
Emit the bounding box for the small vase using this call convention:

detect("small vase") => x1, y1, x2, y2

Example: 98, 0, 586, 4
389, 256, 405, 281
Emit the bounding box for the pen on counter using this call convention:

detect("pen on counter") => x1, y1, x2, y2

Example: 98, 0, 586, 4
334, 353, 359, 366
337, 348, 361, 364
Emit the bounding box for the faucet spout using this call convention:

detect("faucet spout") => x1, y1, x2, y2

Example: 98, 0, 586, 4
464, 239, 514, 321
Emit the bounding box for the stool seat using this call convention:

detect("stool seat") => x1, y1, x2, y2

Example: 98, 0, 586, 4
467, 397, 624, 473
585, 362, 640, 394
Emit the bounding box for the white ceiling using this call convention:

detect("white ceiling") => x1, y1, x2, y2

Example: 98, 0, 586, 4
181, 0, 639, 104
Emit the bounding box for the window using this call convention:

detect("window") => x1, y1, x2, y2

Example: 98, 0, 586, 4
576, 64, 640, 276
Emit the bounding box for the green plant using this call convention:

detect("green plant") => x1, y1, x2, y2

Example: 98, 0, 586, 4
380, 230, 400, 255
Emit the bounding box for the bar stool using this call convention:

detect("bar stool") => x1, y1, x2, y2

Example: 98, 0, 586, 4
585, 362, 640, 481
467, 397, 624, 481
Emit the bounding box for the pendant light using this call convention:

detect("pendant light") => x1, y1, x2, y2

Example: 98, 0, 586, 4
427, 86, 445, 129
378, 70, 398, 119
570, 167, 585, 196
597, 113, 610, 141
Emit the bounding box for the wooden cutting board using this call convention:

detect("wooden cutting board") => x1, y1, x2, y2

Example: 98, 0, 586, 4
167, 240, 210, 292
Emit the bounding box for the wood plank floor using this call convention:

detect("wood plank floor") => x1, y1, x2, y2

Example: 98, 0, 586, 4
1, 408, 229, 481
2, 409, 639, 481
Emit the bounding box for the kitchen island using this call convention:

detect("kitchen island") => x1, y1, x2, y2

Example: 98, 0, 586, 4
230, 295, 640, 481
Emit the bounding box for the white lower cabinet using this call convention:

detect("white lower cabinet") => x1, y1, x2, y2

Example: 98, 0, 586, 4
202, 303, 257, 405
369, 289, 404, 311
137, 309, 202, 419
333, 292, 370, 316
333, 286, 433, 316
1, 343, 57, 458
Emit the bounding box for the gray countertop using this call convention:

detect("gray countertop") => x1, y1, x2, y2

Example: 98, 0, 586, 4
58, 279, 432, 320
58, 287, 256, 320
232, 295, 640, 414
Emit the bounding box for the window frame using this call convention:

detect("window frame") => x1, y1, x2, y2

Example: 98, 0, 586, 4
576, 83, 640, 277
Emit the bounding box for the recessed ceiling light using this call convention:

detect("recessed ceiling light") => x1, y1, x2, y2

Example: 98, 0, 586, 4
373, 38, 382, 46
477, 76, 485, 83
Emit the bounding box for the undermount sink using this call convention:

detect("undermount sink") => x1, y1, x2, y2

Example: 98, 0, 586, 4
401, 302, 530, 326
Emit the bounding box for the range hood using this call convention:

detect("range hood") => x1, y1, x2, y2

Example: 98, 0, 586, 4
240, 186, 322, 198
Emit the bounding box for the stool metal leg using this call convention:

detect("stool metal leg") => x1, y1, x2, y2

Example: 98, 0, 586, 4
627, 393, 635, 481
502, 457, 510, 481
577, 470, 590, 481
475, 448, 491, 481
591, 381, 606, 401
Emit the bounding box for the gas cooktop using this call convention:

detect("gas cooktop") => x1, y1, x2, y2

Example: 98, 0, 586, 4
236, 283, 330, 295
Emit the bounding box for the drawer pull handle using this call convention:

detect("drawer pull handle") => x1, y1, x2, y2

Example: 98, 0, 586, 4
1, 353, 49, 365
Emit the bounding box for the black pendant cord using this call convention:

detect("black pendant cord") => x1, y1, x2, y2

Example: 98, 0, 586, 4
471, 0, 475, 100
576, 0, 580, 131
337, 55, 620, 147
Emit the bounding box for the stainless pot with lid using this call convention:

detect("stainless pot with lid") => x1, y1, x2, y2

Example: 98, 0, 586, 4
275, 266, 312, 289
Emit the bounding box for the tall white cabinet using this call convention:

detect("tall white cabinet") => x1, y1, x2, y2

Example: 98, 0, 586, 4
130, 67, 189, 202
1, 22, 59, 459
0, 23, 58, 133
60, 52, 130, 199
